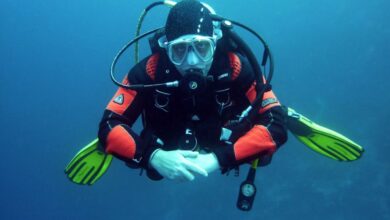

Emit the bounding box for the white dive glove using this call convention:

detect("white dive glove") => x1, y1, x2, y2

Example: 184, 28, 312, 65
187, 152, 220, 174
149, 149, 208, 181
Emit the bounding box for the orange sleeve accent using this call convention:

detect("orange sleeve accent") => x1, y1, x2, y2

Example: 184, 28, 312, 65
106, 125, 136, 159
259, 90, 280, 114
228, 52, 241, 80
146, 54, 160, 81
245, 81, 280, 114
106, 77, 138, 116
234, 125, 276, 161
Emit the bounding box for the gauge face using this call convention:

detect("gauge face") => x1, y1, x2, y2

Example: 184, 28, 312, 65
241, 183, 255, 197
178, 128, 198, 151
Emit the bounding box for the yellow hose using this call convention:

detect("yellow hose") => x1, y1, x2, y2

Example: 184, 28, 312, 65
251, 159, 259, 169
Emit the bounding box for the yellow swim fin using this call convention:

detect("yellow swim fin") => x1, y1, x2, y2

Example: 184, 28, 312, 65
286, 107, 364, 161
64, 138, 113, 185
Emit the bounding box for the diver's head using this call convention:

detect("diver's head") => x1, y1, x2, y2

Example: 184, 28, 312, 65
164, 0, 217, 76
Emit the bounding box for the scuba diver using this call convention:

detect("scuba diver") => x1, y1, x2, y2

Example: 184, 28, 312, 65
65, 0, 363, 211
98, 0, 287, 181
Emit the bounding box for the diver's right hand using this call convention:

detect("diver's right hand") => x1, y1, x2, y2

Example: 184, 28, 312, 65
149, 149, 208, 181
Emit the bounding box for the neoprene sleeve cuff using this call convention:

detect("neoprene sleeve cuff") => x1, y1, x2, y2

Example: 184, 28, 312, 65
211, 143, 237, 169
142, 143, 164, 181
139, 136, 161, 168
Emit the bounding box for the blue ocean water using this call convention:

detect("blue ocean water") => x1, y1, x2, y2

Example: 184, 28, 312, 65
1, 0, 389, 219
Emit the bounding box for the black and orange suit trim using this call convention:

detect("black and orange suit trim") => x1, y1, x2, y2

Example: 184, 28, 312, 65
98, 51, 287, 173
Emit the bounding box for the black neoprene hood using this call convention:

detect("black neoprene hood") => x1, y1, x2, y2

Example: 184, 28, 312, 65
165, 0, 214, 41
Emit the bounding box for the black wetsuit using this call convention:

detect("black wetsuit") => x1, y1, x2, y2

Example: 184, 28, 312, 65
98, 51, 287, 178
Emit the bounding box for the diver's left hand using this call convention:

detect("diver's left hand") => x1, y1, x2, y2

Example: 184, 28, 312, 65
187, 153, 220, 174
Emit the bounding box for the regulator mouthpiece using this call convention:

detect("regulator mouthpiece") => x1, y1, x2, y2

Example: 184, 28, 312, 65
179, 69, 212, 95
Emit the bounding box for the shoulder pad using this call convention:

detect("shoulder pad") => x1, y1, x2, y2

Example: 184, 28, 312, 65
228, 52, 242, 81
146, 53, 160, 81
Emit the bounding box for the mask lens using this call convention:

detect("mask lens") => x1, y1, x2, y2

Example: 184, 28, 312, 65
193, 39, 213, 60
170, 42, 188, 65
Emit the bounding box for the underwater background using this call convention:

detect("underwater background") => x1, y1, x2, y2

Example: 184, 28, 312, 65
1, 0, 389, 219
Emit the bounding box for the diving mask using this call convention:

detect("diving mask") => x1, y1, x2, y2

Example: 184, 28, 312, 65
162, 34, 217, 66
